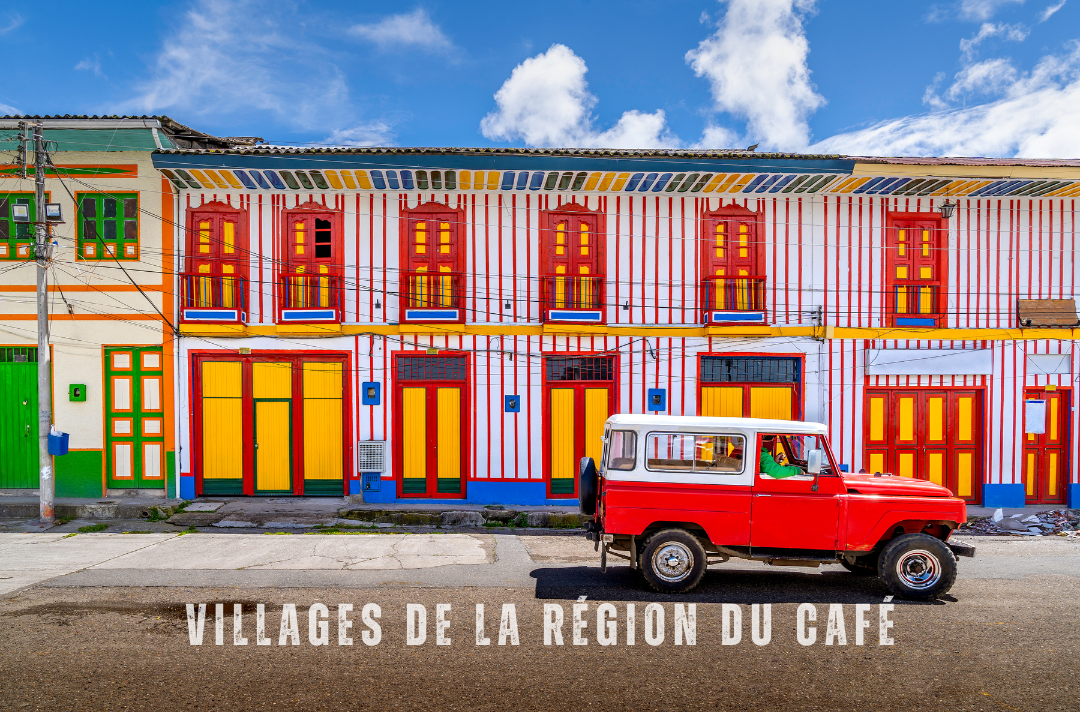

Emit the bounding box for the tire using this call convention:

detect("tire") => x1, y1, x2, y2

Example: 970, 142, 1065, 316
877, 533, 957, 601
640, 528, 707, 594
578, 457, 599, 516
840, 555, 878, 575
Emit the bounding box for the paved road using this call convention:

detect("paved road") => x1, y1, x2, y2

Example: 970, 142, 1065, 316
1, 533, 1077, 711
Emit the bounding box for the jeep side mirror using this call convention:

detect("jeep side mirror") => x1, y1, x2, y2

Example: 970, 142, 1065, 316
807, 449, 823, 474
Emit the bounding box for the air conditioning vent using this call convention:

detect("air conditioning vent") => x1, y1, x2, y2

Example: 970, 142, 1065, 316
356, 441, 386, 473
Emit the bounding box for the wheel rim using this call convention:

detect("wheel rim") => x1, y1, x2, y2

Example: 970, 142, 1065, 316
652, 542, 694, 583
895, 549, 941, 590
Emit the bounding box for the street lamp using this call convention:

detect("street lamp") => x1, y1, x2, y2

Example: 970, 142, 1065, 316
939, 200, 957, 219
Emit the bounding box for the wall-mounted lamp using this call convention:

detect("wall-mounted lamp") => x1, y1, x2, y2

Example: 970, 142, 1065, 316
374, 299, 381, 309
939, 200, 957, 219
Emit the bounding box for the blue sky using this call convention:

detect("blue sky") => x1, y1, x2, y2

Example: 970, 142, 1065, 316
2, 0, 1079, 156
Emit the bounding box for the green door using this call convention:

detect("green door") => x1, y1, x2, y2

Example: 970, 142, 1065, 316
105, 347, 166, 489
0, 347, 38, 488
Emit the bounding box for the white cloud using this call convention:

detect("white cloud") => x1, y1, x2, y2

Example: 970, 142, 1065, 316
685, 0, 824, 151
120, 0, 354, 130
0, 12, 23, 34
74, 54, 105, 78
959, 22, 1028, 59
1038, 0, 1067, 21
812, 43, 1080, 157
958, 0, 1025, 21
693, 124, 741, 149
480, 44, 675, 148
349, 8, 451, 51
322, 122, 395, 147
946, 57, 1021, 99
0, 101, 20, 115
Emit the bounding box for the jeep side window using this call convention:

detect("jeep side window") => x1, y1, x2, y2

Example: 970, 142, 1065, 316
645, 433, 745, 474
606, 430, 638, 471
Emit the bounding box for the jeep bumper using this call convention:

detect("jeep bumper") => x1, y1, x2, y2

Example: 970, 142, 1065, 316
947, 541, 976, 558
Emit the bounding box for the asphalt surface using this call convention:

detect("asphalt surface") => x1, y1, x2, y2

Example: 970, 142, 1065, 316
1, 533, 1077, 711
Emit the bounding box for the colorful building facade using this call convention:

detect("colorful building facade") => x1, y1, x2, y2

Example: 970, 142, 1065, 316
151, 148, 1080, 508
0, 115, 236, 499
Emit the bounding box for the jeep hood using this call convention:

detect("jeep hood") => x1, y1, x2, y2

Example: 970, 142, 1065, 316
841, 473, 954, 497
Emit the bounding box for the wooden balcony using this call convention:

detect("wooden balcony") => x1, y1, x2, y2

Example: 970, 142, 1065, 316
400, 270, 464, 323
180, 273, 246, 323
541, 274, 605, 323
277, 272, 342, 323
890, 283, 943, 327
701, 275, 767, 325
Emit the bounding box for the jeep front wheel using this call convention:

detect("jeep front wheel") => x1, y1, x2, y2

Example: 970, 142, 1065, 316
878, 533, 957, 601
640, 529, 706, 594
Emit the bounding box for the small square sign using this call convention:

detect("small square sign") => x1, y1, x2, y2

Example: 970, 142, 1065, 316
647, 388, 666, 412
362, 382, 381, 406
504, 395, 520, 413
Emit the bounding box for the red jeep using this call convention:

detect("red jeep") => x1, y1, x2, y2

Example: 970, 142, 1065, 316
580, 415, 974, 600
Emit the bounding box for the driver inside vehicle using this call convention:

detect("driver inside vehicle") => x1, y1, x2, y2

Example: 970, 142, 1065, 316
758, 435, 806, 479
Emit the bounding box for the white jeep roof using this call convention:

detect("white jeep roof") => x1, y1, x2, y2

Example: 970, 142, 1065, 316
605, 414, 829, 436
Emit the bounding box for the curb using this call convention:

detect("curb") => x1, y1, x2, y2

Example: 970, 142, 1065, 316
0, 501, 182, 521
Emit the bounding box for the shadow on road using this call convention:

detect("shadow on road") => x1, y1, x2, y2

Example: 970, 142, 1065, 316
531, 565, 953, 605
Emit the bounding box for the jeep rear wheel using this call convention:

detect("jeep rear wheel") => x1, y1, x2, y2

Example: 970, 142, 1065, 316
878, 533, 957, 601
640, 529, 706, 594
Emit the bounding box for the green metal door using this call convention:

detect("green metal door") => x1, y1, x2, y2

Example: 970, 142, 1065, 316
105, 347, 166, 489
0, 347, 39, 488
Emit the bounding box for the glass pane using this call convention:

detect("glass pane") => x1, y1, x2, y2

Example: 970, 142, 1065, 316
0, 198, 8, 218
646, 433, 745, 474
124, 221, 137, 240
81, 198, 96, 218
103, 199, 117, 219
103, 221, 117, 240
83, 221, 97, 240
606, 431, 637, 471
123, 198, 138, 218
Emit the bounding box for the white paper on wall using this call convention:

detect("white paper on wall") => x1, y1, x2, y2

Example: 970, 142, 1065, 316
1025, 399, 1047, 434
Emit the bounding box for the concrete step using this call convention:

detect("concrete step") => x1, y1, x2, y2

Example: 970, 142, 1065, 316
0, 497, 182, 521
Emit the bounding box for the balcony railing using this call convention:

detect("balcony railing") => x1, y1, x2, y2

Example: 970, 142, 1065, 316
891, 283, 941, 327
701, 275, 767, 324
541, 274, 605, 322
277, 272, 341, 323
180, 273, 246, 322
400, 270, 464, 322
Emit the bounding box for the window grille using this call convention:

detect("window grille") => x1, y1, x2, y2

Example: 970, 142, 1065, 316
356, 441, 386, 472
0, 347, 36, 363
396, 356, 468, 381
700, 357, 798, 384
545, 356, 615, 382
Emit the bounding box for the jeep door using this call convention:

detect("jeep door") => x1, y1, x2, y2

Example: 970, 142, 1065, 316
750, 434, 841, 551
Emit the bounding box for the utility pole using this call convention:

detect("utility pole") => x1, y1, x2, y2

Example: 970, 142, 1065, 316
32, 124, 54, 524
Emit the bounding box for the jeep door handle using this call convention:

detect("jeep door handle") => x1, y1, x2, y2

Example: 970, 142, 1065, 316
755, 493, 771, 497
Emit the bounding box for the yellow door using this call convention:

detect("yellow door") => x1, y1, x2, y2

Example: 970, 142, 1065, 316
253, 362, 293, 493
584, 388, 609, 467
302, 362, 343, 494
402, 387, 427, 494
701, 386, 743, 417
550, 388, 576, 494
749, 386, 793, 420
255, 401, 291, 492
436, 388, 461, 493
202, 361, 243, 488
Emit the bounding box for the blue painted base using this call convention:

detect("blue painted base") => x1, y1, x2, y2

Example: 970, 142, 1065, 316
982, 483, 1025, 508
180, 475, 196, 500
359, 479, 578, 507
348, 479, 364, 495
362, 481, 398, 503
1068, 483, 1080, 509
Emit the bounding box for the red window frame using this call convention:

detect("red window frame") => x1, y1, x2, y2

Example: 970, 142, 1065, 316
884, 212, 949, 327
539, 203, 606, 323
182, 201, 248, 322
279, 201, 345, 323
399, 202, 467, 323
699, 205, 767, 322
